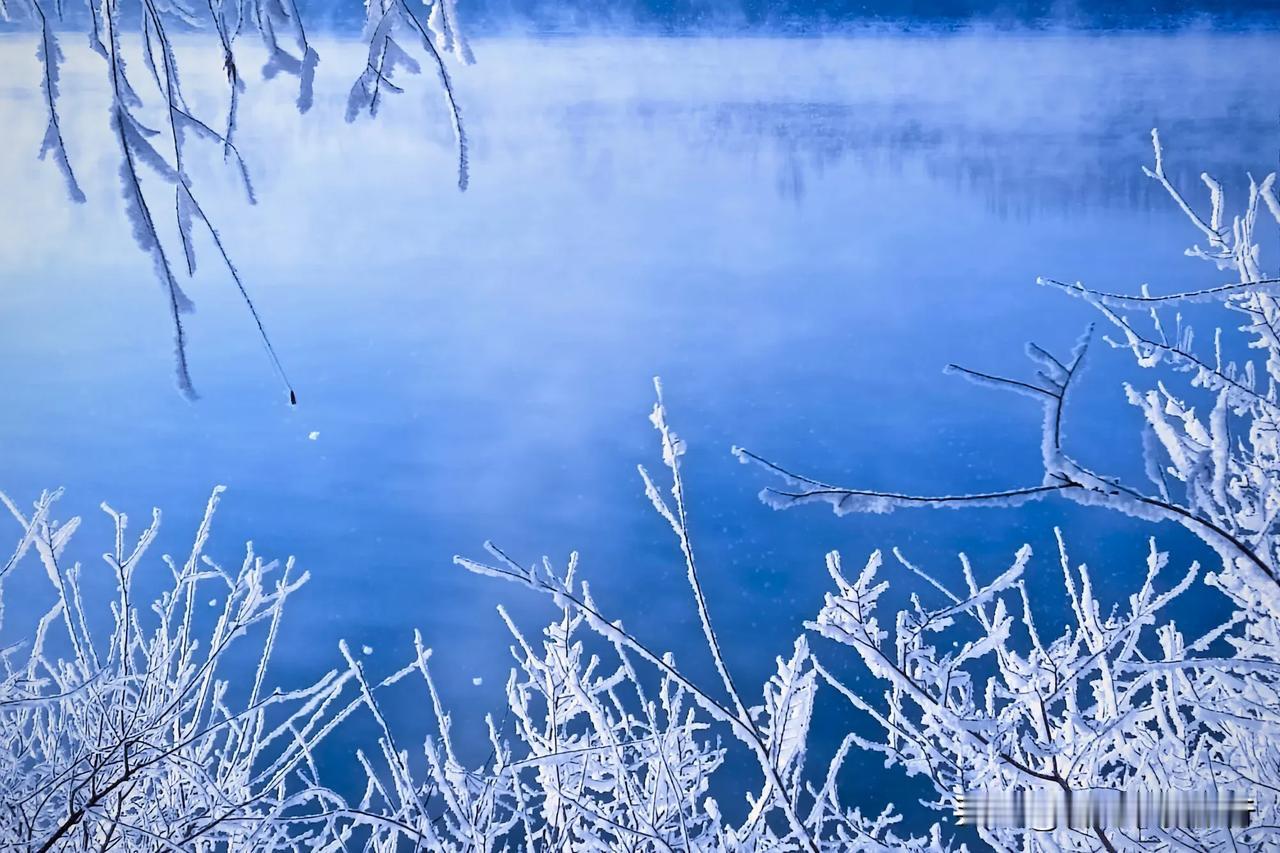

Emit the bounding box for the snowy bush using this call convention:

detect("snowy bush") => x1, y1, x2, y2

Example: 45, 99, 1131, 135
0, 410, 953, 850
446, 381, 954, 851
0, 487, 489, 848
734, 132, 1280, 850
4, 0, 471, 399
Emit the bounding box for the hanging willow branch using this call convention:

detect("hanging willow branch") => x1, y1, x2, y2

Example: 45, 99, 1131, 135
10, 0, 473, 400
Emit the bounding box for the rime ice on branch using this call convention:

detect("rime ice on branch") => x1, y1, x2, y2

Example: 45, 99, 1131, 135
451, 379, 954, 851
735, 132, 1280, 850
0, 487, 433, 846
5, 0, 472, 400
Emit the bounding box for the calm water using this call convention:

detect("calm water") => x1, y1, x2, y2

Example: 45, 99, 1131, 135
2, 28, 1278, 821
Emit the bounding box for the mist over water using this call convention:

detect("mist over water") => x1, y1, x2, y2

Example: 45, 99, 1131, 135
285, 0, 1280, 35
1, 25, 1278, 824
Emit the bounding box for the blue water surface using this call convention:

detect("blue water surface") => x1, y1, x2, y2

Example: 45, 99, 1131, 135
2, 27, 1278, 829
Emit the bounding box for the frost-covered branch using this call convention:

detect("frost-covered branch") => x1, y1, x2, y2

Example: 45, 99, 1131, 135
450, 384, 957, 851
730, 132, 1280, 849
0, 486, 513, 849
11, 0, 473, 399
806, 531, 1277, 851
739, 131, 1280, 604
0, 487, 343, 846
349, 0, 470, 189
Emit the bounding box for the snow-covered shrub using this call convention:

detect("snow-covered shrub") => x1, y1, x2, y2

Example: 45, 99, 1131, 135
0, 439, 956, 850
4, 0, 471, 399
0, 486, 476, 849
448, 379, 954, 851
734, 133, 1280, 850
281, 133, 1280, 850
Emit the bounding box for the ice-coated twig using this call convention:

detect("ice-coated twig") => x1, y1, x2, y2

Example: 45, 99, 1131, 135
15, 0, 472, 399
32, 0, 86, 203
449, 383, 970, 851
0, 486, 453, 847
1038, 276, 1280, 308
348, 0, 469, 190
734, 329, 1096, 517
740, 135, 1280, 600
725, 133, 1280, 850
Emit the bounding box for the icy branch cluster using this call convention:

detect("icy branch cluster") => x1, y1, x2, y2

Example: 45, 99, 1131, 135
0, 487, 513, 848
4, 0, 472, 399
730, 134, 1280, 850
448, 384, 953, 851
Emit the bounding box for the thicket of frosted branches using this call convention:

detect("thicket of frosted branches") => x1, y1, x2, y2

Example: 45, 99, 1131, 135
734, 131, 1280, 850
0, 486, 486, 847
5, 137, 1280, 849
2, 0, 471, 400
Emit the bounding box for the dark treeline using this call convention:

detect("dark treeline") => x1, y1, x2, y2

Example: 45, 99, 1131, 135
290, 0, 1280, 34
3, 0, 1277, 35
